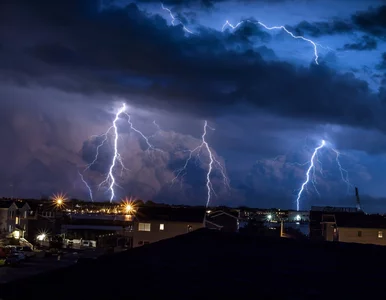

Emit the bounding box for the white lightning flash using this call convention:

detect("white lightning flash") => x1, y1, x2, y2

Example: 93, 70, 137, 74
160, 3, 326, 64
331, 148, 353, 194
123, 113, 165, 153
295, 140, 325, 211
161, 3, 194, 34
222, 20, 322, 65
97, 103, 128, 202
172, 121, 229, 208
79, 103, 163, 202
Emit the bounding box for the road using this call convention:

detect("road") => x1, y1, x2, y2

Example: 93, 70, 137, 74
0, 253, 79, 284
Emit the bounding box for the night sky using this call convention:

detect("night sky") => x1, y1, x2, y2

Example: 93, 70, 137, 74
1, 0, 385, 212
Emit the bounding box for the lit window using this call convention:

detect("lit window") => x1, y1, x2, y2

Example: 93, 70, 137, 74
378, 231, 383, 238
159, 224, 164, 231
15, 217, 19, 225
138, 223, 151, 232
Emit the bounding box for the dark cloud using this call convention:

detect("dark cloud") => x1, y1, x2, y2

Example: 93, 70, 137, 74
0, 0, 385, 208
130, 0, 290, 9
340, 35, 377, 51
351, 5, 386, 37
292, 5, 386, 38
1, 0, 385, 135
292, 19, 353, 37
377, 53, 386, 70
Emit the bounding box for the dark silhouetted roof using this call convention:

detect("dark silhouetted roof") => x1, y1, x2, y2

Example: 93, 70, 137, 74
335, 213, 386, 229
208, 210, 239, 219
134, 206, 205, 223
2, 229, 386, 299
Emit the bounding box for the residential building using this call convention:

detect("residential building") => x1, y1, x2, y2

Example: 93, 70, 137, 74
309, 206, 386, 246
335, 214, 386, 246
205, 210, 239, 232
132, 206, 205, 247
309, 206, 361, 241
0, 200, 11, 235
61, 213, 133, 248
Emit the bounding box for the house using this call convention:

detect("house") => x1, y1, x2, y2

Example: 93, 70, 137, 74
6, 201, 31, 239
0, 200, 12, 236
5, 200, 62, 242
205, 210, 239, 232
335, 213, 386, 246
309, 207, 386, 246
61, 213, 134, 248
309, 206, 361, 241
132, 206, 205, 247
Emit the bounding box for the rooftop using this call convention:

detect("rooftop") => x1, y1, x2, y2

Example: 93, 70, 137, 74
2, 229, 386, 299
134, 206, 206, 223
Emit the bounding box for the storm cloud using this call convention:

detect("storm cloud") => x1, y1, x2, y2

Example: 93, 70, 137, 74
0, 0, 385, 209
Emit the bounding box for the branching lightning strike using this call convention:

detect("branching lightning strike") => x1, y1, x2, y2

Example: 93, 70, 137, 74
172, 121, 230, 208
79, 103, 162, 202
295, 140, 353, 211
161, 3, 193, 34
221, 20, 321, 64
295, 140, 325, 211
161, 4, 326, 64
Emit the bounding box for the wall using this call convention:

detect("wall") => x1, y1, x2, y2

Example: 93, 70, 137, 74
132, 220, 204, 248
338, 227, 386, 246
0, 208, 7, 233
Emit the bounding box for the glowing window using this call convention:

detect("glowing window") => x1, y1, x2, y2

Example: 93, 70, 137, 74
378, 231, 383, 238
138, 223, 151, 232
15, 217, 19, 225
159, 224, 164, 231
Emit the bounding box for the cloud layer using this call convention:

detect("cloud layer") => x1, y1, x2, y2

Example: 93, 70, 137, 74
0, 0, 385, 210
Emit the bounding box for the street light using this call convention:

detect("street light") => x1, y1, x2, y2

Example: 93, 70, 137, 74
51, 193, 67, 209
37, 233, 46, 241
124, 204, 133, 214
267, 214, 272, 221
121, 197, 136, 214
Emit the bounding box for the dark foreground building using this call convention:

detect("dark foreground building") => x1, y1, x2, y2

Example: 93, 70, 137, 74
2, 229, 386, 299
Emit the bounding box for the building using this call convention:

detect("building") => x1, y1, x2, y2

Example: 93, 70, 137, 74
62, 213, 133, 248
0, 200, 11, 235
309, 206, 386, 246
205, 210, 239, 232
335, 213, 386, 246
132, 206, 205, 247
309, 206, 361, 241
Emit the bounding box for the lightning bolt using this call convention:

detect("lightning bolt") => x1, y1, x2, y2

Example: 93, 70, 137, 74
123, 113, 165, 153
161, 3, 194, 34
160, 3, 327, 64
331, 148, 353, 195
79, 103, 163, 202
222, 20, 322, 65
78, 172, 93, 201
97, 103, 128, 202
295, 140, 325, 211
172, 121, 230, 208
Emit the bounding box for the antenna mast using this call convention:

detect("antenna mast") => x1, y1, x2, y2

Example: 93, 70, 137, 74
355, 187, 361, 211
